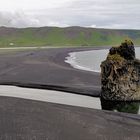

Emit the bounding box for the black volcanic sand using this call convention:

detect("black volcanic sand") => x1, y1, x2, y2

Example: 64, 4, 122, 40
0, 96, 139, 140
0, 47, 140, 139
0, 47, 102, 97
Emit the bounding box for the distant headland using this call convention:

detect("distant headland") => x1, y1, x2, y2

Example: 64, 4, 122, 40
0, 26, 140, 47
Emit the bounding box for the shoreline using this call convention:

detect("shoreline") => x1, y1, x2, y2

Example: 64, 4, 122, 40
0, 47, 140, 139
0, 47, 103, 97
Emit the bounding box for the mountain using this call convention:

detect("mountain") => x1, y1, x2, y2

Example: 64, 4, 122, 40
0, 26, 140, 47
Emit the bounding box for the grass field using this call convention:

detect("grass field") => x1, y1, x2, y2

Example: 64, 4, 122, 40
0, 26, 140, 47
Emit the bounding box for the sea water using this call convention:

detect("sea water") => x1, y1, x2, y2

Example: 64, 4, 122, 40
65, 47, 140, 73
0, 85, 139, 114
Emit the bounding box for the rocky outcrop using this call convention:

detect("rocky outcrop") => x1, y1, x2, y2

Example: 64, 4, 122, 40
101, 40, 140, 101
101, 98, 140, 114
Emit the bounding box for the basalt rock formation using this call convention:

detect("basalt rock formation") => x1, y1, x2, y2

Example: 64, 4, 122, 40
101, 40, 140, 101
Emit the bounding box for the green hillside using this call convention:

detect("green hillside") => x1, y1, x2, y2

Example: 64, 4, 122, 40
0, 26, 140, 47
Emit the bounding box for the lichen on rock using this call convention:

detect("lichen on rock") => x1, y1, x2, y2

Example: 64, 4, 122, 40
101, 39, 140, 101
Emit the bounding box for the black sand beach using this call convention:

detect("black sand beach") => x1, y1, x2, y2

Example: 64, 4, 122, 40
0, 96, 139, 140
0, 47, 140, 139
0, 47, 101, 96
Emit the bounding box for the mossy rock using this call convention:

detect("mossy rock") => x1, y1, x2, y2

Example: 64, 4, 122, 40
122, 39, 134, 46
108, 39, 135, 60
101, 39, 140, 101
107, 54, 125, 61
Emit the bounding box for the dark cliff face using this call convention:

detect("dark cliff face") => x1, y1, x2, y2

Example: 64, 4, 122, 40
100, 40, 140, 101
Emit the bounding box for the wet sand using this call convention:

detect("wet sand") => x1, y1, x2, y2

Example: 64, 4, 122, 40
0, 85, 101, 109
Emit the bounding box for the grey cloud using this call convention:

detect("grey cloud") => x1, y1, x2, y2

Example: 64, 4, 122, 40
0, 0, 140, 29
30, 0, 140, 29
0, 11, 40, 27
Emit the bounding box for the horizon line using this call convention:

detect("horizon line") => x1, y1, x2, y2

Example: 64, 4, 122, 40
0, 25, 140, 31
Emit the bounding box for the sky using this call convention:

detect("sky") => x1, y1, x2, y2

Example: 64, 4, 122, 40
0, 0, 140, 29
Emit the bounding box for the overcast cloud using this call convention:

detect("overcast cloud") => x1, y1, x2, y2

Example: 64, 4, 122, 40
0, 0, 140, 29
